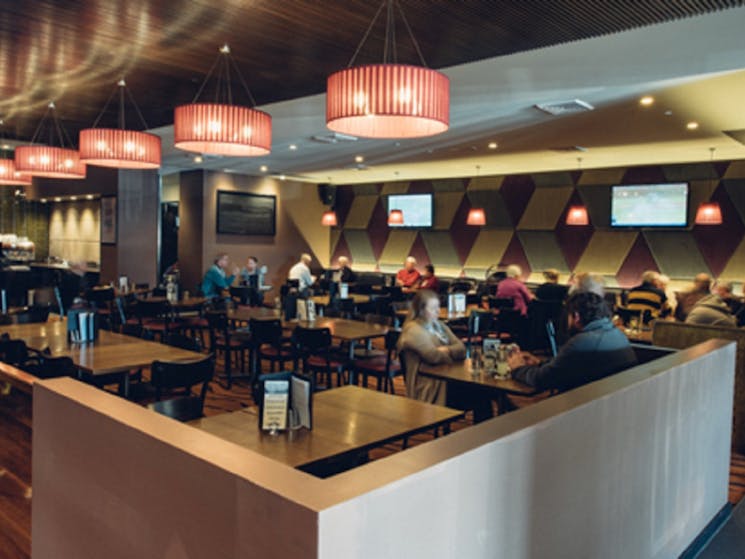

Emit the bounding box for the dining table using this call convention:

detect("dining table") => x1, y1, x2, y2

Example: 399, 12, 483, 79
189, 385, 464, 474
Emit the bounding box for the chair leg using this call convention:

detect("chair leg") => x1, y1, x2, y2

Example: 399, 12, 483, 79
225, 348, 232, 389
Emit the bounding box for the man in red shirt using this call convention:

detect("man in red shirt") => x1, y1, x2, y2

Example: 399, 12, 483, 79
396, 256, 421, 288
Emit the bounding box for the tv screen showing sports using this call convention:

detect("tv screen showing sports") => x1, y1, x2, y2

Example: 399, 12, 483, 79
611, 183, 688, 227
387, 194, 433, 227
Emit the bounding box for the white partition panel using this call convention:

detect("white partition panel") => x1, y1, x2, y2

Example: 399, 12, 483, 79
318, 341, 735, 559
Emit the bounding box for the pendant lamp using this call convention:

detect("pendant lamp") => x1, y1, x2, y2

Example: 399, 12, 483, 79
326, 0, 449, 139
0, 159, 31, 186
566, 206, 589, 225
388, 209, 404, 225
467, 165, 486, 225
174, 45, 271, 156
694, 147, 722, 225
321, 210, 338, 226
15, 102, 86, 179
80, 80, 161, 169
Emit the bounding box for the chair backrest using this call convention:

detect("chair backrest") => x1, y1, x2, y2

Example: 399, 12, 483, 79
164, 332, 202, 352
249, 319, 283, 346
13, 306, 51, 324
293, 326, 332, 354
120, 323, 146, 339
449, 281, 473, 294
151, 287, 167, 298
34, 355, 77, 380
230, 285, 256, 305
489, 296, 515, 310
0, 339, 29, 366
151, 354, 215, 401
86, 286, 115, 306
136, 298, 170, 320
468, 309, 493, 336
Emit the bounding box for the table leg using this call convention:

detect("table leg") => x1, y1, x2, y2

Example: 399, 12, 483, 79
122, 371, 131, 399
348, 340, 357, 385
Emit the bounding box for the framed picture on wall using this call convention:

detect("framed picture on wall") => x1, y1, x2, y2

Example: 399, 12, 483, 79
216, 191, 276, 236
101, 196, 117, 245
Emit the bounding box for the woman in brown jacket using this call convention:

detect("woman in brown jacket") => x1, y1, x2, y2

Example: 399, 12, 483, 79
398, 290, 466, 405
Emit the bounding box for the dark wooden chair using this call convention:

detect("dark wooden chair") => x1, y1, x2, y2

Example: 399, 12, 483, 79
206, 311, 249, 389
147, 355, 215, 421
163, 332, 202, 352
352, 329, 401, 392
249, 318, 293, 374
292, 326, 348, 389
86, 286, 116, 329
135, 298, 181, 340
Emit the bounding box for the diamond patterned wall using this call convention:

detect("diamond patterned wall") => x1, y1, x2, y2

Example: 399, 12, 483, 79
329, 161, 745, 287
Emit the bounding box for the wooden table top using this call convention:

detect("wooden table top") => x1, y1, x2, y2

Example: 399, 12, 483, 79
310, 294, 370, 306
286, 317, 389, 342
139, 296, 208, 309
0, 321, 204, 376
228, 307, 282, 322
419, 358, 539, 396
189, 385, 464, 468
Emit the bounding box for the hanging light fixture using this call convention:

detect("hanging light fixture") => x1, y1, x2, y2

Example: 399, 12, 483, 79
566, 157, 589, 225
15, 102, 86, 179
321, 210, 338, 226
79, 80, 161, 169
174, 44, 271, 156
695, 147, 722, 225
326, 0, 449, 139
0, 121, 31, 186
388, 209, 404, 225
467, 165, 486, 225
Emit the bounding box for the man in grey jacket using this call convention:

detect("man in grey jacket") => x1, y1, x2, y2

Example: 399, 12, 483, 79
685, 293, 736, 327
508, 291, 638, 393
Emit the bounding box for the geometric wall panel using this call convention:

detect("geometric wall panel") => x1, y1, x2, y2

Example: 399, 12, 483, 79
517, 186, 573, 230
344, 194, 379, 229
463, 229, 513, 276
663, 162, 716, 182
719, 237, 745, 281
433, 191, 465, 230
499, 174, 535, 226
724, 179, 745, 224
431, 178, 466, 192
421, 231, 461, 276
501, 234, 531, 278
330, 230, 351, 265
644, 231, 710, 279
692, 183, 745, 277
577, 184, 611, 228
517, 231, 569, 273
341, 229, 376, 266
467, 175, 503, 191
555, 189, 594, 269
532, 171, 574, 188
379, 230, 418, 267
467, 189, 512, 228
687, 179, 719, 226
615, 234, 659, 288
380, 181, 410, 195
574, 231, 637, 276
577, 168, 625, 186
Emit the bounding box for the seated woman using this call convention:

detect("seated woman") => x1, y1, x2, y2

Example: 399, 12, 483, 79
495, 264, 534, 316
202, 253, 239, 299
398, 290, 492, 422
418, 264, 440, 292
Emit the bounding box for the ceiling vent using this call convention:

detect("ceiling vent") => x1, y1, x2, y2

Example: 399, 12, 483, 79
310, 132, 359, 144
534, 99, 594, 116
550, 145, 588, 152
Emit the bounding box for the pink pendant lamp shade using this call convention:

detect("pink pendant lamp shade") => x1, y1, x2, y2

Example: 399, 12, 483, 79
0, 159, 32, 185
695, 202, 722, 225
321, 210, 338, 226
388, 209, 404, 225
174, 103, 271, 156
566, 205, 589, 226
80, 128, 161, 169
466, 208, 486, 226
15, 146, 86, 179
326, 64, 449, 139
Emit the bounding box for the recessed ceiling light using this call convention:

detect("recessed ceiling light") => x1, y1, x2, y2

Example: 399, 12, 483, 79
193, 155, 203, 164
54, 197, 61, 202
40, 198, 47, 203
1, 144, 9, 150
354, 155, 364, 163
639, 96, 654, 106
279, 174, 286, 181
86, 195, 94, 200
289, 144, 297, 151
70, 196, 77, 201
488, 142, 498, 149
259, 165, 268, 172
686, 121, 699, 130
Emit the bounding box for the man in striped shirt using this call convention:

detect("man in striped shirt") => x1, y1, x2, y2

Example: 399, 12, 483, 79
626, 270, 667, 318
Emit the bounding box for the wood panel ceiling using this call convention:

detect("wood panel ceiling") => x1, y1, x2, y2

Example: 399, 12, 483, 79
0, 0, 739, 142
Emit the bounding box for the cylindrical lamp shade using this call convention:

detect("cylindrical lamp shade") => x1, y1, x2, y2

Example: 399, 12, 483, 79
15, 146, 86, 179
695, 202, 723, 225
321, 210, 338, 227
0, 159, 32, 185
388, 209, 404, 226
466, 208, 486, 226
327, 64, 449, 139
174, 103, 272, 156
80, 129, 161, 169
566, 205, 589, 226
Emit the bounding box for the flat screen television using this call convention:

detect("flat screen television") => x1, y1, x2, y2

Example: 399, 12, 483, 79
216, 191, 276, 236
610, 183, 689, 227
387, 193, 433, 228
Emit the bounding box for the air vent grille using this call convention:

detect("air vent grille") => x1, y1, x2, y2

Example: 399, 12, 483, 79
535, 99, 594, 116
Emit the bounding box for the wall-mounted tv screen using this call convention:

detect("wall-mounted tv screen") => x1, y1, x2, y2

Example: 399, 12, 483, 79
387, 193, 433, 228
611, 183, 689, 227
216, 191, 276, 236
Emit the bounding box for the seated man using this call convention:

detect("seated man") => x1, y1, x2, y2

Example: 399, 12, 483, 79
202, 253, 239, 299
685, 292, 736, 327
675, 273, 712, 321
396, 256, 421, 288
418, 264, 439, 292
288, 253, 316, 296
336, 256, 356, 283
626, 270, 667, 318
535, 268, 568, 301
508, 291, 638, 393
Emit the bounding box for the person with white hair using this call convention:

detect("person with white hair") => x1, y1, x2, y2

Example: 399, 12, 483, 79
626, 270, 667, 318
396, 256, 421, 288
336, 255, 356, 283
495, 264, 534, 316
288, 253, 316, 295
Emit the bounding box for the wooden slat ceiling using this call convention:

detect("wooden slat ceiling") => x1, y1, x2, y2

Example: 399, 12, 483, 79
0, 0, 739, 141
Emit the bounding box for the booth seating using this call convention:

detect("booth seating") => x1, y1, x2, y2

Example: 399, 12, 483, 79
653, 320, 745, 454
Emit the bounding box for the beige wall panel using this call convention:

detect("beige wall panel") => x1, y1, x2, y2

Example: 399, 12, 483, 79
644, 231, 710, 279
577, 168, 625, 186
431, 178, 466, 192
161, 173, 180, 203
343, 230, 376, 265
380, 181, 410, 195
283, 183, 332, 268
379, 230, 418, 266
517, 231, 569, 273
687, 179, 718, 225
517, 186, 573, 230
48, 201, 101, 265
421, 231, 461, 270
532, 171, 573, 188
433, 192, 464, 230
330, 228, 341, 258
723, 159, 745, 179
574, 231, 637, 275
343, 195, 379, 229
463, 229, 513, 270
467, 175, 503, 191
